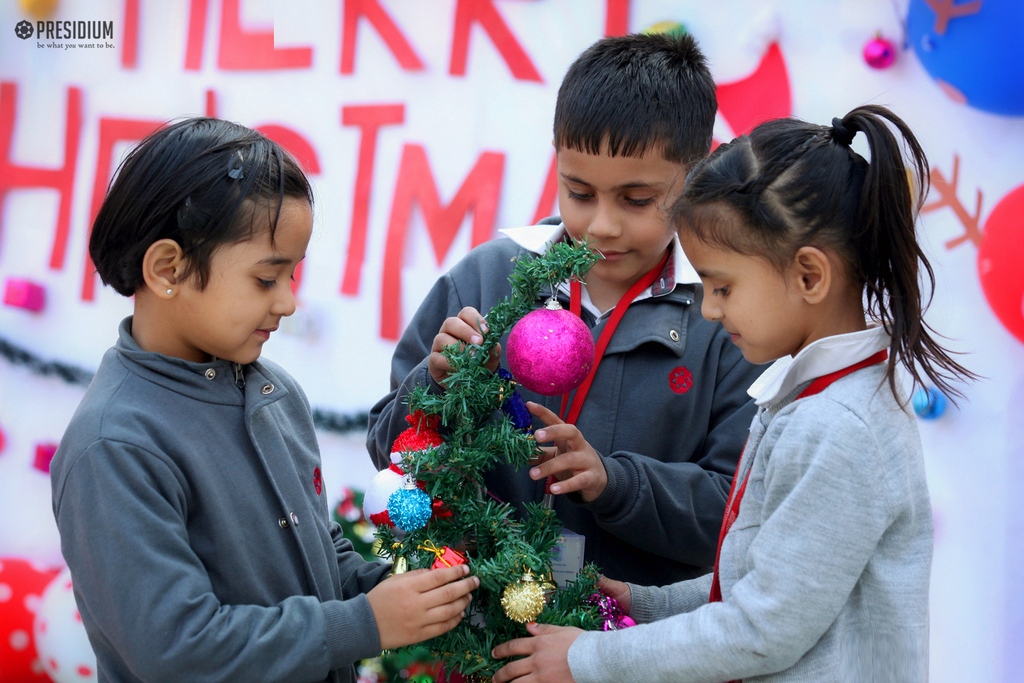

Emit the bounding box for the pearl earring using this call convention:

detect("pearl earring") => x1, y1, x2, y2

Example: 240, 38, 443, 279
166, 289, 173, 295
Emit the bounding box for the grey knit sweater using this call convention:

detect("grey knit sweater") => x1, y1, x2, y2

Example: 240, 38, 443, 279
568, 337, 932, 682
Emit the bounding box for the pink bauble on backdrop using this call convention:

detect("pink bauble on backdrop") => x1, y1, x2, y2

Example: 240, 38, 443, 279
863, 36, 897, 69
506, 303, 595, 396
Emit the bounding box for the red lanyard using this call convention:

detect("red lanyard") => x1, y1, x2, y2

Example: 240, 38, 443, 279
557, 249, 671, 425
708, 349, 889, 604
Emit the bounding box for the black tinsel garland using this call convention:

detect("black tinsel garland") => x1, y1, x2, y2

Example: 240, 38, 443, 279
0, 335, 369, 435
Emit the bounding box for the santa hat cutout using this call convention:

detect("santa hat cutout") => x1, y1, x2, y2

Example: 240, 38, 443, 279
363, 411, 443, 527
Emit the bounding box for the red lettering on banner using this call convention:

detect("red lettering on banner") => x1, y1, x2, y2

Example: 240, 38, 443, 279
205, 89, 218, 117
255, 123, 323, 296
81, 118, 164, 301
341, 0, 425, 74
340, 104, 405, 296
450, 0, 542, 82
185, 0, 313, 71
122, 0, 139, 68
0, 83, 83, 270
530, 152, 559, 225
604, 0, 630, 37
257, 124, 322, 175
380, 144, 505, 339
184, 0, 208, 70
218, 0, 313, 70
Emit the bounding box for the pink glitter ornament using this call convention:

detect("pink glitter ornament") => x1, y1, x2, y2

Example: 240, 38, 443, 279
506, 299, 595, 396
863, 35, 896, 69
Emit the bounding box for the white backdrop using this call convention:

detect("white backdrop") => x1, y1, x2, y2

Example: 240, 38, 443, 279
0, 0, 1021, 680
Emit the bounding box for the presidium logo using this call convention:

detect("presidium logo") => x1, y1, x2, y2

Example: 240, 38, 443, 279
14, 19, 115, 49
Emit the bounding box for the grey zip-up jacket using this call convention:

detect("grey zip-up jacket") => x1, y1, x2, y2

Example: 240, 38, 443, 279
367, 229, 761, 586
52, 317, 390, 683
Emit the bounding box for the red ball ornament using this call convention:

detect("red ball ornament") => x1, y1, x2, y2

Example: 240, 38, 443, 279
506, 299, 595, 396
978, 183, 1024, 345
863, 35, 897, 69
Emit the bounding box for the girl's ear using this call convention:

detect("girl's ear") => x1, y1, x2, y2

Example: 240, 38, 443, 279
791, 246, 831, 304
141, 239, 186, 299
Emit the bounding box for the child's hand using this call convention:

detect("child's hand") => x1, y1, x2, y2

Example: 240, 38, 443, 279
597, 575, 632, 614
367, 564, 478, 650
526, 402, 608, 503
491, 622, 583, 683
428, 307, 501, 386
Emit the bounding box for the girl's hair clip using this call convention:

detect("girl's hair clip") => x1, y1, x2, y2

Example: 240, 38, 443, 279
227, 150, 245, 180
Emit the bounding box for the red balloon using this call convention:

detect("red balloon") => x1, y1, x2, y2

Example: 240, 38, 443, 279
978, 183, 1024, 344
0, 557, 61, 681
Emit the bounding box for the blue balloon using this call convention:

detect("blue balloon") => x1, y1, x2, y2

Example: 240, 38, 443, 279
907, 0, 1024, 116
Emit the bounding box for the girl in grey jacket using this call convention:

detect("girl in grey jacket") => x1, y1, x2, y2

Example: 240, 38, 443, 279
51, 118, 477, 683
492, 107, 975, 682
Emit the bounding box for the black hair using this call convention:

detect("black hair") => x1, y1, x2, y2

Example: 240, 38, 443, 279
554, 31, 717, 166
671, 104, 975, 402
90, 117, 313, 296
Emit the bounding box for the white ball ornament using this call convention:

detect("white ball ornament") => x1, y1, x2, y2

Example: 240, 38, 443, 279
363, 458, 405, 527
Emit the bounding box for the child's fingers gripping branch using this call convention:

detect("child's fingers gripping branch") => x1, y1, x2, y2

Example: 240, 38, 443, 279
366, 564, 479, 650
428, 306, 502, 385
526, 402, 608, 503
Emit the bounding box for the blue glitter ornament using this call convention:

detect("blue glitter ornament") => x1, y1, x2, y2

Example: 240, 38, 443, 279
912, 386, 947, 420
498, 368, 533, 432
387, 482, 433, 531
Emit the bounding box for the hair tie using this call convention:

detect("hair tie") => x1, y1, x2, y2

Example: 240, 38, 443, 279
227, 150, 245, 180
831, 117, 855, 146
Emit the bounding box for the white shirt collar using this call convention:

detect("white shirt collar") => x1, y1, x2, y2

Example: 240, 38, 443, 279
498, 223, 700, 320
747, 325, 891, 408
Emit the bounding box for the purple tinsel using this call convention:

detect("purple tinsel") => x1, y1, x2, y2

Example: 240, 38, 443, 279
586, 591, 637, 631
498, 368, 533, 432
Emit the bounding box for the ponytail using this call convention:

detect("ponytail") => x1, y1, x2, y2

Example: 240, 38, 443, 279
839, 105, 975, 402
673, 104, 976, 403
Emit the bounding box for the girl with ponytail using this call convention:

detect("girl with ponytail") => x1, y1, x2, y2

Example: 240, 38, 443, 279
491, 106, 972, 682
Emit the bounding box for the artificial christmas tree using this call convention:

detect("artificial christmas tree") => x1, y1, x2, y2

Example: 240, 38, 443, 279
374, 239, 605, 679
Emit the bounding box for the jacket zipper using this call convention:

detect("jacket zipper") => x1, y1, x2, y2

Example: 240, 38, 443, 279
233, 363, 246, 389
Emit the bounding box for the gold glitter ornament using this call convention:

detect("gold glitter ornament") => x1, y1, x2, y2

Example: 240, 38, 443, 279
501, 572, 547, 623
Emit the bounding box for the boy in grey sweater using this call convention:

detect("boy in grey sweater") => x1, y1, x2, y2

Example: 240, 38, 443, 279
368, 31, 761, 590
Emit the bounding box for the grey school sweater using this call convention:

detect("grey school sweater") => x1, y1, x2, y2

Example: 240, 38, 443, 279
51, 317, 391, 683
568, 335, 932, 682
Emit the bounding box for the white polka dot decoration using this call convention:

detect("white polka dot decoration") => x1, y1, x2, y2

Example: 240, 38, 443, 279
0, 556, 60, 681
33, 567, 97, 683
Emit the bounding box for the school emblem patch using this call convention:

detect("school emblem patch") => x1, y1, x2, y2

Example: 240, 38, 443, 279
669, 366, 693, 394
